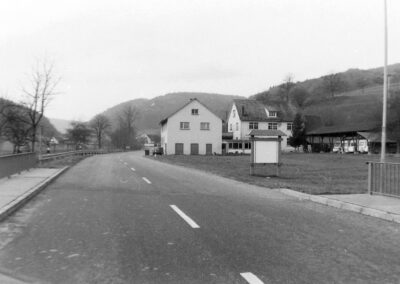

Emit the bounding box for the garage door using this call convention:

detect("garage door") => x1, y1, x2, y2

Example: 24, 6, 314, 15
190, 143, 199, 155
175, 143, 184, 155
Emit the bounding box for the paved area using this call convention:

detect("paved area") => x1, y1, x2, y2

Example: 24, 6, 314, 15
0, 168, 67, 221
324, 194, 400, 215
0, 156, 400, 282
0, 152, 400, 283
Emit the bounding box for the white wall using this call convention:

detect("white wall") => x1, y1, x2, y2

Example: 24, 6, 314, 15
163, 100, 222, 155
227, 104, 242, 140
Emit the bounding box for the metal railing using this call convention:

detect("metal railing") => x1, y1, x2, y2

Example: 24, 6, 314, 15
39, 149, 113, 162
0, 152, 37, 179
368, 162, 400, 197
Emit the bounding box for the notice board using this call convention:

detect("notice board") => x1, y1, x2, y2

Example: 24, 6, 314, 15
253, 140, 279, 164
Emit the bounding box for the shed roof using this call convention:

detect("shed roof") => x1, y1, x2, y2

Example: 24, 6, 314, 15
248, 129, 287, 137
306, 121, 380, 136
358, 131, 396, 143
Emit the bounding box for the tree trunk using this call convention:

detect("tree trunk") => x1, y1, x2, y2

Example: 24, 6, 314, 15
31, 131, 36, 152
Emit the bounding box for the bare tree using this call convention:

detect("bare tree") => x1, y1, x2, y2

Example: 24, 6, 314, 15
111, 105, 139, 149
90, 114, 111, 149
290, 87, 309, 109
21, 61, 60, 152
280, 74, 295, 102
66, 121, 92, 149
323, 73, 345, 98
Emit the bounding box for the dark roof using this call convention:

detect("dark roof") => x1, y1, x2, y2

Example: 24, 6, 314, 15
306, 121, 380, 136
222, 132, 233, 139
233, 99, 294, 122
248, 129, 287, 137
147, 134, 161, 143
358, 131, 396, 143
160, 98, 221, 125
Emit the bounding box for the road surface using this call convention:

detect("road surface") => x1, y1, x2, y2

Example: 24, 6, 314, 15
0, 151, 399, 283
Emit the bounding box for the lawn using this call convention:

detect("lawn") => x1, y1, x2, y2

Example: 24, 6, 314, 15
148, 153, 400, 195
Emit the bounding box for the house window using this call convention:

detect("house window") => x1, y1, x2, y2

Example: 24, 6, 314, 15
229, 124, 232, 131
249, 122, 258, 130
287, 123, 293, 131
244, 142, 252, 149
268, 122, 278, 130
233, 110, 236, 117
269, 111, 277, 117
236, 122, 239, 131
191, 109, 199, 115
200, 122, 210, 130
180, 122, 190, 130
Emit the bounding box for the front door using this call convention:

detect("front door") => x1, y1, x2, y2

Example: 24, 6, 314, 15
175, 143, 184, 155
190, 143, 199, 155
206, 144, 212, 155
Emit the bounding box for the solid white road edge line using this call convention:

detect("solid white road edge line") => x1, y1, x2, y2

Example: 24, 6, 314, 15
130, 167, 136, 172
240, 272, 264, 284
142, 177, 152, 184
170, 205, 200, 229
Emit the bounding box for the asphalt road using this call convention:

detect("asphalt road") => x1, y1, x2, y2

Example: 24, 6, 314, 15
0, 151, 400, 283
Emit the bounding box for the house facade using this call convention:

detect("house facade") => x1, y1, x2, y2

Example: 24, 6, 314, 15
225, 99, 294, 153
160, 98, 222, 155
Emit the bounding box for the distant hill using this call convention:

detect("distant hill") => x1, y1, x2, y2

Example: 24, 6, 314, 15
100, 92, 245, 133
251, 63, 400, 129
49, 118, 72, 134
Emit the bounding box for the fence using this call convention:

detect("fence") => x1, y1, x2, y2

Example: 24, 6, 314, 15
0, 152, 37, 179
368, 162, 400, 198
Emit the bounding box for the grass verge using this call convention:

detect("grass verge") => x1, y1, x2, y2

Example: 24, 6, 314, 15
148, 153, 400, 195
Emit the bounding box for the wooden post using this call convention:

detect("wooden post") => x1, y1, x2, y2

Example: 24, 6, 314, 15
276, 136, 282, 177
368, 162, 372, 195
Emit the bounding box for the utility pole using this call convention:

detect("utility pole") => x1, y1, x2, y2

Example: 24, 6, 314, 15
380, 0, 388, 163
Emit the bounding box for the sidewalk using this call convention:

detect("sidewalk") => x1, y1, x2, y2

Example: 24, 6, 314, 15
0, 167, 68, 222
280, 188, 400, 224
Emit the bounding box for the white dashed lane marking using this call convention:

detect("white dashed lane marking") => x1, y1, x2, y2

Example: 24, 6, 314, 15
170, 205, 200, 229
130, 167, 136, 172
142, 177, 152, 184
240, 272, 264, 284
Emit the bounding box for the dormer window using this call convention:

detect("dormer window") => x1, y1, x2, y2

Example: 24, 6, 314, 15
269, 111, 277, 117
191, 109, 199, 115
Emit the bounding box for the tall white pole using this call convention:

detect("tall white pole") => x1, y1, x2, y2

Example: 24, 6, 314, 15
380, 0, 388, 163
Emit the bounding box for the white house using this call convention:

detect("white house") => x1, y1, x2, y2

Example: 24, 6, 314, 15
225, 99, 294, 153
160, 98, 222, 155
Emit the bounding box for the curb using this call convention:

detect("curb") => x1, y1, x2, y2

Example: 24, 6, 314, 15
0, 167, 69, 223
279, 188, 400, 224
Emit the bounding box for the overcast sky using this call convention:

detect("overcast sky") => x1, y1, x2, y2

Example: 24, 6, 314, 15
1, 0, 399, 121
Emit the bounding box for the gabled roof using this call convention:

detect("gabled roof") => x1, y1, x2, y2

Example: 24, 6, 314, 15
160, 98, 221, 125
248, 129, 287, 137
232, 99, 293, 122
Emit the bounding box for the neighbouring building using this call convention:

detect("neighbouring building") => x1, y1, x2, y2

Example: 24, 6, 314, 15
137, 132, 161, 145
160, 98, 222, 155
224, 99, 294, 154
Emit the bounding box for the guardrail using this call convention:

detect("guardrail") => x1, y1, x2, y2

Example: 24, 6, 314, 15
0, 152, 37, 179
368, 161, 400, 198
39, 149, 118, 162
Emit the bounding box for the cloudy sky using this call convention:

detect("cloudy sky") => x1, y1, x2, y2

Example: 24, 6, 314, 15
1, 0, 399, 120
